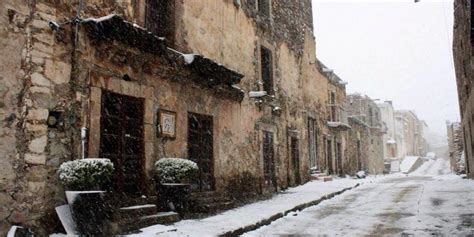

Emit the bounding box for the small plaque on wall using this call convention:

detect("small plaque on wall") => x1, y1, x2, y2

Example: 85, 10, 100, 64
159, 110, 176, 138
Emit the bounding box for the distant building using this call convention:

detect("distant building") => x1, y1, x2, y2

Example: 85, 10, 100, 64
394, 115, 408, 159
394, 111, 427, 157
377, 101, 399, 172
346, 94, 385, 174
453, 0, 474, 179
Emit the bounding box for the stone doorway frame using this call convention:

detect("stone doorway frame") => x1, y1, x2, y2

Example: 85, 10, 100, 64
88, 74, 156, 179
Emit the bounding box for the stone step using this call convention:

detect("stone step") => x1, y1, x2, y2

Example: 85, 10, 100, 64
119, 211, 179, 233
319, 176, 333, 182
117, 204, 157, 220
190, 191, 226, 199
189, 201, 234, 214
310, 173, 329, 180
127, 196, 158, 206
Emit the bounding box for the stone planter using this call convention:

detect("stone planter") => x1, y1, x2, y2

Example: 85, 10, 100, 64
157, 183, 191, 214
65, 191, 108, 235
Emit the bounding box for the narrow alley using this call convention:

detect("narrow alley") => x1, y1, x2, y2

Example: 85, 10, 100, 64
245, 158, 474, 236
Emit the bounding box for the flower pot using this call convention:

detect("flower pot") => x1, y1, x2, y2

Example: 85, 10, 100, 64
157, 183, 191, 214
65, 191, 108, 235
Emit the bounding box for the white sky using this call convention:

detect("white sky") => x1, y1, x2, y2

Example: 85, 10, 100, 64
312, 0, 459, 136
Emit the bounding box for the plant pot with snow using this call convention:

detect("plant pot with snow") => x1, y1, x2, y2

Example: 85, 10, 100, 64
58, 158, 114, 235
155, 158, 198, 213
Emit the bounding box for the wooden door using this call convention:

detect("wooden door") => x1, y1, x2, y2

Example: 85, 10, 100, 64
188, 113, 214, 192
263, 131, 276, 191
100, 91, 144, 195
291, 137, 301, 185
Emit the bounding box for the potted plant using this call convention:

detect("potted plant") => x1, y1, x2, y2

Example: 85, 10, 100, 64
155, 158, 198, 213
58, 158, 114, 235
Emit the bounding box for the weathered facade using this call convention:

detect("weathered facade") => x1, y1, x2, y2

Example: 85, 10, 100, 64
346, 117, 370, 175
394, 110, 426, 157
377, 101, 398, 172
453, 0, 474, 179
346, 94, 385, 174
394, 115, 408, 159
0, 0, 343, 234
447, 121, 465, 173
319, 63, 350, 176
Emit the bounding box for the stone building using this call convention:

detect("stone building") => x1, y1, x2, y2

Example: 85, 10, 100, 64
345, 94, 385, 174
318, 62, 350, 176
346, 116, 370, 175
419, 120, 430, 155
377, 101, 398, 172
0, 0, 343, 234
453, 0, 474, 179
394, 110, 426, 157
446, 121, 465, 173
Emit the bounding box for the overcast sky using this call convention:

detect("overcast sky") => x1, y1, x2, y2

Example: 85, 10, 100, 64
312, 0, 458, 137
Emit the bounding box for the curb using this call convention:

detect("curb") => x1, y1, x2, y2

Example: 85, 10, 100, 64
220, 183, 361, 237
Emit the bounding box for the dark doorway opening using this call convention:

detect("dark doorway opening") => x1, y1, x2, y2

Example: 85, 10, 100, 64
327, 139, 333, 174
188, 113, 214, 192
357, 140, 362, 171
308, 118, 318, 170
263, 131, 277, 192
291, 137, 301, 185
100, 91, 145, 195
336, 142, 343, 175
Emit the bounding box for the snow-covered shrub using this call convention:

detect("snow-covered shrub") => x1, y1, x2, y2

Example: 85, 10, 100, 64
58, 159, 114, 190
155, 158, 198, 183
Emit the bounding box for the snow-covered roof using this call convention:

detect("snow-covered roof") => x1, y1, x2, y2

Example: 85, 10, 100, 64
82, 14, 167, 55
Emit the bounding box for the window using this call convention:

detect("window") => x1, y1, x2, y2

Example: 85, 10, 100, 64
145, 0, 175, 44
330, 92, 336, 121
261, 46, 274, 94
257, 0, 271, 16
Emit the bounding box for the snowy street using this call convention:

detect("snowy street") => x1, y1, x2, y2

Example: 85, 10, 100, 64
246, 158, 474, 236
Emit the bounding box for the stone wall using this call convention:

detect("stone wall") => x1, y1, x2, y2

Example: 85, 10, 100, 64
447, 122, 465, 173
0, 1, 79, 234
453, 0, 474, 178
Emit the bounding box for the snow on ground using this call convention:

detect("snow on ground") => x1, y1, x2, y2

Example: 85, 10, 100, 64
400, 156, 422, 173
410, 156, 451, 177
245, 158, 474, 236
127, 178, 363, 236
